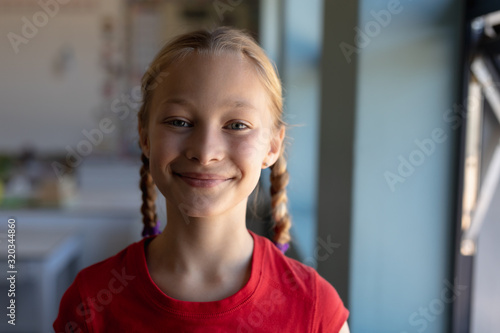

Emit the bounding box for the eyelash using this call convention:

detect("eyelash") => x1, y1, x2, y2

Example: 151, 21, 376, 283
165, 119, 249, 130
225, 122, 249, 130
167, 119, 192, 128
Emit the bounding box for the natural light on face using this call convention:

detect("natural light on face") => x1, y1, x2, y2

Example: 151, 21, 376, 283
142, 51, 280, 219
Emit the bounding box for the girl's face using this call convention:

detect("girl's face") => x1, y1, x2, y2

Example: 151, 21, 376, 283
140, 52, 284, 219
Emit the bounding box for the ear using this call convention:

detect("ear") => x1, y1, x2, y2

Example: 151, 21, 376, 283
139, 126, 150, 158
263, 126, 285, 168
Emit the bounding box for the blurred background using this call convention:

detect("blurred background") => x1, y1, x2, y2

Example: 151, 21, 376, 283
0, 0, 499, 332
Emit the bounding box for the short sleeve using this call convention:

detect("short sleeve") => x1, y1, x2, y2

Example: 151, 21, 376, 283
314, 274, 349, 332
53, 274, 91, 333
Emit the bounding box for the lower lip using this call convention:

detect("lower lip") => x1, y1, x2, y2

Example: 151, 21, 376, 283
176, 174, 230, 188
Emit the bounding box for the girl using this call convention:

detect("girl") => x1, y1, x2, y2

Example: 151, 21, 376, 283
54, 27, 349, 332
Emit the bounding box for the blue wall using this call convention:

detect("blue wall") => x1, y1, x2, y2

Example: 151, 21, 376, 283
349, 0, 462, 332
282, 0, 323, 262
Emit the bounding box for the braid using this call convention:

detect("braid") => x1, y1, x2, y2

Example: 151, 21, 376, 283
270, 153, 291, 251
139, 153, 160, 237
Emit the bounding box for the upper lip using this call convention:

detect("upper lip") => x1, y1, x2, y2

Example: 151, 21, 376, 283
174, 172, 231, 180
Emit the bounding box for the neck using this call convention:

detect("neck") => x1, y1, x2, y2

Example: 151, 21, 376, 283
148, 199, 254, 277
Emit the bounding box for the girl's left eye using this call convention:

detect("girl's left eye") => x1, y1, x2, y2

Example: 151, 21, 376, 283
226, 122, 249, 130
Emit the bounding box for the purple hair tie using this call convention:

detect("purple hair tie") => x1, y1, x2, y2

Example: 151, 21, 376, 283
275, 242, 289, 254
142, 221, 161, 237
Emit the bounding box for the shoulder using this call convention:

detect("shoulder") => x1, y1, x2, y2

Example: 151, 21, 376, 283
53, 239, 145, 332
253, 232, 349, 331
73, 239, 140, 295
53, 269, 87, 333
266, 244, 344, 307
254, 232, 325, 297
313, 271, 349, 331
81, 239, 138, 278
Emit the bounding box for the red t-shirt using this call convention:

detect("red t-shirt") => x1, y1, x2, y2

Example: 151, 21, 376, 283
54, 230, 348, 332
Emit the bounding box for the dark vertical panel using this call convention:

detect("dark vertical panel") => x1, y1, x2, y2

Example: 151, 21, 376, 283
452, 0, 497, 331
316, 0, 359, 306
451, 19, 474, 332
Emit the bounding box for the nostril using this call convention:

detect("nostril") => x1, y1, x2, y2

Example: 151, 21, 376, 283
184, 138, 224, 164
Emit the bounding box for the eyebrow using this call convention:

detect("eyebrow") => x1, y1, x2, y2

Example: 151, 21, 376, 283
227, 99, 257, 110
161, 97, 191, 107
160, 97, 257, 110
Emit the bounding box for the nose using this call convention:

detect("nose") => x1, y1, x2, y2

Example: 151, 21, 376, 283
185, 124, 224, 165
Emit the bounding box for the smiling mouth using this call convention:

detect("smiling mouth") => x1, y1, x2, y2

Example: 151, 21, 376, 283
174, 172, 232, 188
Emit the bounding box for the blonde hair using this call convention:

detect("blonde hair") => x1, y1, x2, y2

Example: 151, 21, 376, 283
137, 26, 291, 248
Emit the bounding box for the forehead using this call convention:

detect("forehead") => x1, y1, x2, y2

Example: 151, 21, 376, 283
149, 52, 271, 116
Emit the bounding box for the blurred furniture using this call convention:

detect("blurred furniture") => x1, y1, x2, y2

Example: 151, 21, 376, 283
0, 157, 143, 331
0, 229, 83, 333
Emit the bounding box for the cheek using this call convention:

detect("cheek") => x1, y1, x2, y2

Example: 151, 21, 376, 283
234, 130, 271, 161
149, 130, 181, 160
146, 131, 182, 184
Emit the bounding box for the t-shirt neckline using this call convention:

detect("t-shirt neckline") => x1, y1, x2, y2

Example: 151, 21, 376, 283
131, 229, 263, 317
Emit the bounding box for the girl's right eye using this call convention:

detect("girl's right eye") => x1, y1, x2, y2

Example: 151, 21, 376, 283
167, 119, 191, 127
